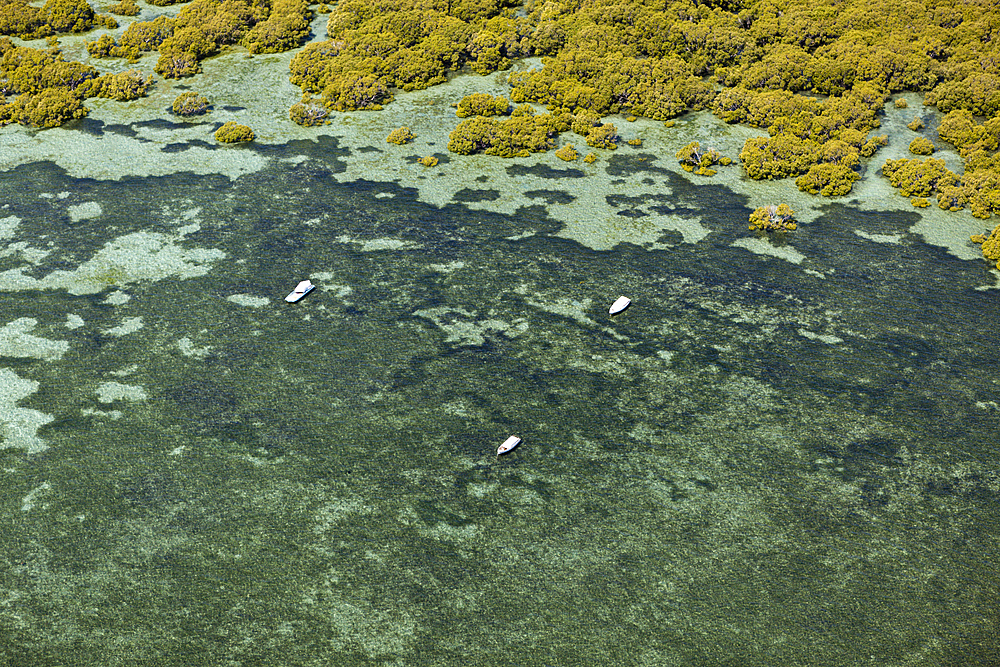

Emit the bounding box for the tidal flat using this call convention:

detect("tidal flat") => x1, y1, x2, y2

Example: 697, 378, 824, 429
2, 20, 1000, 667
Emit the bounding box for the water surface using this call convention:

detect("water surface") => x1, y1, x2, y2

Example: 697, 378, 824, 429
1, 133, 998, 666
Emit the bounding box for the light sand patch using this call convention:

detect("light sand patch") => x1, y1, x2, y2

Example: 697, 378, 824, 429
428, 261, 465, 273
314, 281, 353, 301
228, 294, 270, 308
855, 230, 903, 244
0, 242, 50, 264
414, 307, 528, 345
0, 230, 226, 295
177, 337, 211, 358
82, 408, 123, 420
68, 202, 102, 222
21, 482, 51, 512
731, 237, 806, 264
96, 381, 148, 403
0, 216, 19, 239
21, 482, 51, 511
336, 235, 418, 251
0, 369, 53, 454
798, 329, 844, 344
103, 291, 130, 305
65, 314, 85, 329
524, 294, 598, 327
0, 318, 69, 361
103, 316, 144, 337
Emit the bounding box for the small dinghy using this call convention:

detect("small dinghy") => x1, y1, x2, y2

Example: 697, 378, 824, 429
285, 280, 315, 303
497, 435, 521, 457
609, 296, 631, 315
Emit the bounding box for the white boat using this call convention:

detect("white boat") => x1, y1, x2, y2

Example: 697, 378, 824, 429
497, 435, 521, 457
609, 296, 631, 315
285, 280, 315, 303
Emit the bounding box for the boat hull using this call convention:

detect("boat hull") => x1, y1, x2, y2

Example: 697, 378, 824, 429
497, 435, 521, 456
609, 296, 631, 315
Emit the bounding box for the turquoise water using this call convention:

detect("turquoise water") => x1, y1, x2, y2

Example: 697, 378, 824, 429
1, 137, 999, 665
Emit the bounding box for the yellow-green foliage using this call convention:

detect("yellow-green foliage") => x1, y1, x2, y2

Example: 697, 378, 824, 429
627, 138, 642, 147
676, 141, 724, 174
929, 110, 1000, 218
740, 135, 821, 179
796, 163, 860, 196
0, 38, 154, 127
583, 152, 597, 163
88, 15, 175, 60
0, 0, 103, 39
387, 126, 416, 145
860, 134, 888, 158
749, 204, 797, 232
972, 225, 1000, 267
289, 0, 524, 113
555, 144, 578, 161
109, 0, 140, 17
172, 91, 210, 116
215, 121, 255, 143
907, 117, 925, 131
894, 98, 908, 109
417, 155, 438, 167
937, 110, 1000, 154
509, 52, 713, 121
0, 39, 96, 96
881, 158, 959, 198
911, 197, 930, 207
586, 123, 618, 149
448, 113, 557, 157
85, 69, 153, 101
2, 87, 85, 127
456, 93, 509, 118
663, 120, 675, 128
289, 99, 330, 126
909, 137, 935, 155
87, 0, 310, 78
960, 171, 1000, 219
243, 0, 312, 54
720, 84, 887, 181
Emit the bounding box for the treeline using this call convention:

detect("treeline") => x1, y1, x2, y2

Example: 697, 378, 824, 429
0, 38, 151, 127
0, 0, 116, 39
289, 0, 529, 112
87, 0, 313, 77
2, 0, 999, 226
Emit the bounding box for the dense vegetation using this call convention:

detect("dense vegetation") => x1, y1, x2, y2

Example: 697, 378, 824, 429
1, 0, 116, 39
86, 0, 312, 77
0, 38, 151, 127
172, 91, 209, 115
3, 0, 1000, 259
749, 204, 797, 232
214, 120, 254, 142
676, 141, 731, 176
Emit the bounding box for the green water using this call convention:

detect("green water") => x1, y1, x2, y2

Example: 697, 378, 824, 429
1, 139, 998, 666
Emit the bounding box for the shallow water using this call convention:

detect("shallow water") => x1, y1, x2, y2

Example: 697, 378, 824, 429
1, 130, 999, 666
